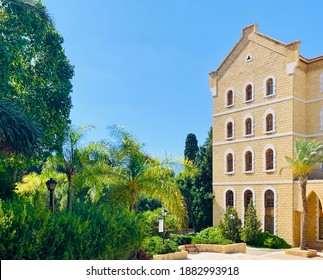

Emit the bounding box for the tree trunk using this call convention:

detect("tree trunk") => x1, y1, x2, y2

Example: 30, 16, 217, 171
67, 173, 73, 211
299, 176, 308, 250
130, 191, 138, 212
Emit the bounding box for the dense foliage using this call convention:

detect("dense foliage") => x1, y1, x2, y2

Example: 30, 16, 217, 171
253, 232, 291, 249
190, 128, 213, 231
218, 207, 242, 243
179, 128, 213, 231
184, 133, 199, 162
0, 199, 143, 259
0, 0, 74, 154
192, 227, 231, 245
0, 99, 41, 156
141, 236, 179, 258
240, 200, 261, 245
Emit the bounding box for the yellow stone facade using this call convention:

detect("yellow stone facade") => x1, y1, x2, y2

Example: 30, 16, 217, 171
210, 24, 323, 247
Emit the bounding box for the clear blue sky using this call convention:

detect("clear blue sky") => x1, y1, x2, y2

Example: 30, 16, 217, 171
42, 0, 323, 157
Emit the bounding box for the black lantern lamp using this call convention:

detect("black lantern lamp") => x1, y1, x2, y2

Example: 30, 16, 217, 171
46, 178, 57, 213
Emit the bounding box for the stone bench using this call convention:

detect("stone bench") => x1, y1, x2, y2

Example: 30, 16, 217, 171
184, 244, 199, 254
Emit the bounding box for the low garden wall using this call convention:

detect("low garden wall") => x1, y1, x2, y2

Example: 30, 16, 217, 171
153, 243, 246, 260
153, 250, 188, 260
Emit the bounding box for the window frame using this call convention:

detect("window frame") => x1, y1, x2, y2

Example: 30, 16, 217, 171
262, 144, 276, 172
224, 149, 235, 175
242, 146, 254, 174
244, 82, 254, 103
224, 188, 236, 208
243, 113, 254, 137
263, 108, 276, 134
225, 88, 235, 108
225, 117, 235, 140
263, 75, 276, 98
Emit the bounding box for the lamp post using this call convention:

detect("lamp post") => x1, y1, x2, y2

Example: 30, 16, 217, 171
161, 209, 167, 244
229, 213, 234, 243
46, 178, 57, 213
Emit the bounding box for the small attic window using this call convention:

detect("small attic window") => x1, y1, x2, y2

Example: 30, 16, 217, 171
245, 54, 253, 62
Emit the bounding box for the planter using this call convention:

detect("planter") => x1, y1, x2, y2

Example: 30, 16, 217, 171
285, 248, 317, 258
153, 250, 188, 260
179, 243, 246, 254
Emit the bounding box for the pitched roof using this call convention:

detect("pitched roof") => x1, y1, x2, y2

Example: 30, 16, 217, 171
209, 24, 300, 78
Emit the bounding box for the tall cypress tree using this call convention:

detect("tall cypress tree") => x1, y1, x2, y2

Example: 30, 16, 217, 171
184, 133, 199, 162
191, 128, 213, 231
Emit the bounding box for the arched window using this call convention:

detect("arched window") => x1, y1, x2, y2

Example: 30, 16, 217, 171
244, 190, 253, 214
266, 149, 274, 171
266, 78, 274, 96
227, 153, 233, 173
227, 90, 234, 107
263, 108, 276, 134
225, 117, 234, 140
263, 144, 276, 172
227, 122, 233, 138
245, 84, 253, 101
263, 75, 276, 97
243, 113, 254, 137
264, 190, 275, 233
226, 190, 234, 207
245, 118, 252, 135
266, 114, 273, 132
224, 149, 235, 174
245, 151, 253, 172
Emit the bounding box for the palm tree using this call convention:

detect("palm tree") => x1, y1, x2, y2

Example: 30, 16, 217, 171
105, 125, 188, 227
59, 124, 93, 211
0, 99, 41, 156
281, 139, 323, 250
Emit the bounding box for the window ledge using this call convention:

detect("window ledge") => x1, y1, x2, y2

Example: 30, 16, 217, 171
225, 104, 235, 108
225, 137, 234, 141
244, 133, 254, 137
243, 99, 254, 103
264, 130, 275, 134
243, 170, 254, 174
264, 169, 276, 173
264, 93, 276, 98
225, 171, 235, 175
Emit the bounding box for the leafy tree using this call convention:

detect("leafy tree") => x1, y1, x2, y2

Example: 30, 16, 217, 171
191, 128, 213, 231
240, 200, 261, 245
184, 133, 199, 162
218, 206, 242, 243
0, 0, 74, 154
281, 139, 323, 250
103, 125, 187, 227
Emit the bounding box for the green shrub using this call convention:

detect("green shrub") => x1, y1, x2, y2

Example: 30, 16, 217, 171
240, 201, 261, 245
140, 208, 180, 237
0, 199, 144, 259
218, 207, 242, 243
169, 234, 193, 245
192, 227, 231, 245
141, 236, 180, 258
254, 232, 291, 249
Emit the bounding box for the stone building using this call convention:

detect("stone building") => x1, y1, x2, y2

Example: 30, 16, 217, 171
209, 23, 323, 247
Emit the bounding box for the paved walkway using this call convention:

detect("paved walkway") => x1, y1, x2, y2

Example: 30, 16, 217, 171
187, 247, 323, 260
